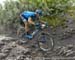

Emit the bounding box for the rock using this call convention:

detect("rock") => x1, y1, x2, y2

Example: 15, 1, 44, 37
6, 57, 16, 60
1, 46, 12, 53
65, 51, 75, 57
1, 47, 12, 53
66, 30, 71, 33
16, 55, 21, 60
33, 57, 43, 60
0, 53, 7, 59
0, 41, 5, 46
16, 55, 26, 60
56, 46, 69, 55
62, 50, 72, 56
70, 28, 73, 31
10, 42, 17, 48
63, 32, 66, 36
10, 45, 31, 56
52, 32, 56, 35
1, 46, 12, 52
22, 48, 31, 55
57, 47, 65, 55
54, 45, 75, 57
54, 46, 62, 52
2, 39, 11, 43
25, 57, 32, 60
1, 42, 17, 53
16, 56, 20, 60
0, 36, 13, 41
67, 44, 73, 50
17, 40, 27, 45
0, 41, 5, 48
50, 26, 53, 29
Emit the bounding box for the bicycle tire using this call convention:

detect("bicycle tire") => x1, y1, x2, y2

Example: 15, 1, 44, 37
37, 32, 54, 51
17, 26, 25, 38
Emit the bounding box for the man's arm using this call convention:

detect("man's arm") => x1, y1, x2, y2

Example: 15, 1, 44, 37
36, 17, 46, 24
39, 20, 46, 24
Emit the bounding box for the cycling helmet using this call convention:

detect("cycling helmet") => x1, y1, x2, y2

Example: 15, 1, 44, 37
35, 9, 42, 16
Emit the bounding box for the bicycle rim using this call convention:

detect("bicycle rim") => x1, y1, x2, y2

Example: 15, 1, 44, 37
38, 32, 54, 51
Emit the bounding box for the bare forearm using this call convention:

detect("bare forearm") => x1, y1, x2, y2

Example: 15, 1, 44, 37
29, 21, 35, 25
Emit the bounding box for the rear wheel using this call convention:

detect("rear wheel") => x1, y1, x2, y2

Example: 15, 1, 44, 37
38, 32, 54, 51
17, 26, 25, 38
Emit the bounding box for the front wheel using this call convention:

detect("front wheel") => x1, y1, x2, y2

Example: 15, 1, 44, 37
38, 32, 54, 51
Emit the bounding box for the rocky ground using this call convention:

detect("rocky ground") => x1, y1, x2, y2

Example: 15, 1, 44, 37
0, 15, 75, 60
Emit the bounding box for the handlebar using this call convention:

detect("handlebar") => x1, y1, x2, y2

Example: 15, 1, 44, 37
35, 22, 48, 29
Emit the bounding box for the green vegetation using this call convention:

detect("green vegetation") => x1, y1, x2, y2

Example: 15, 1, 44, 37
0, 0, 75, 29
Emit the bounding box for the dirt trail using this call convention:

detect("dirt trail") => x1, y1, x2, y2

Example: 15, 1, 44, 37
0, 15, 75, 60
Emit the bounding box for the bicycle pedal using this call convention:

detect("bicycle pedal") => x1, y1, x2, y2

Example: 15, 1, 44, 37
40, 41, 46, 43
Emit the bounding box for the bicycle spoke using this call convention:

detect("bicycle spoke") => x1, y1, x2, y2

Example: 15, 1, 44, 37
38, 32, 54, 51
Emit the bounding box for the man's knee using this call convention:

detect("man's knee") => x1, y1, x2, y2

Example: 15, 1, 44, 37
28, 19, 35, 25
28, 20, 32, 24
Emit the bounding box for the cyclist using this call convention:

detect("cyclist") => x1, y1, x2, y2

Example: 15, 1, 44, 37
19, 9, 45, 38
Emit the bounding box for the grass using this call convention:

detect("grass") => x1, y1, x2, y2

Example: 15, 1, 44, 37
41, 16, 65, 28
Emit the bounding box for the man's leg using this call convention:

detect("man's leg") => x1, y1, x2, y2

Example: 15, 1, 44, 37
24, 21, 33, 39
24, 21, 30, 34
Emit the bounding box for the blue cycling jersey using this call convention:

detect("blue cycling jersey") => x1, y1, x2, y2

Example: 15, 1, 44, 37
21, 11, 36, 21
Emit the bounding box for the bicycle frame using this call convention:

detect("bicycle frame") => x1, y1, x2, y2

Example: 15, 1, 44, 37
31, 23, 48, 38
17, 23, 54, 51
17, 22, 48, 39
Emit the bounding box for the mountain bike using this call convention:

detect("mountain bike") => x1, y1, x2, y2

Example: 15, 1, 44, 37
17, 22, 54, 51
